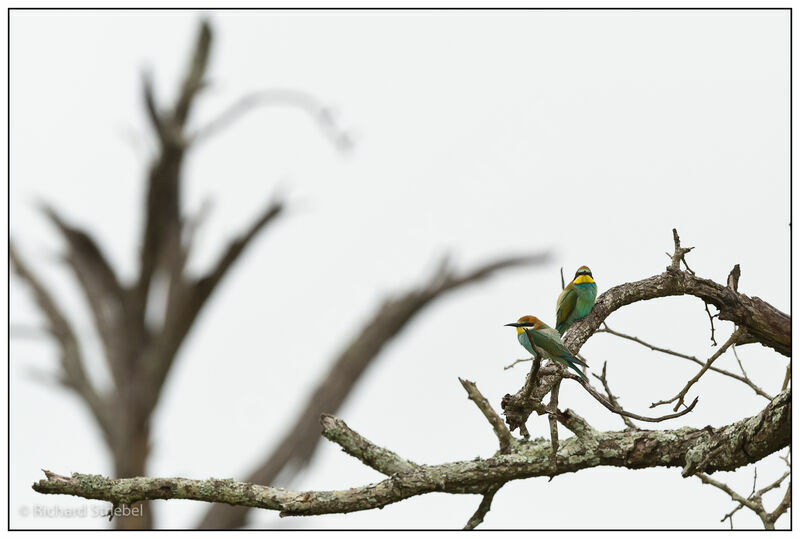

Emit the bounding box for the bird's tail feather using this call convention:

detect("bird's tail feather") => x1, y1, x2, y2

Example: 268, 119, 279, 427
568, 361, 589, 382
559, 352, 589, 381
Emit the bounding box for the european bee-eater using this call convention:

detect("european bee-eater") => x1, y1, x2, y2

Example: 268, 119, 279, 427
506, 315, 589, 381
556, 265, 597, 335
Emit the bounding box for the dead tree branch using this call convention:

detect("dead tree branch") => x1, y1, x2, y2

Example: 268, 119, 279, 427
651, 328, 743, 412
592, 362, 638, 429
459, 378, 513, 455
319, 414, 419, 475
668, 228, 695, 274
32, 387, 790, 521
697, 467, 791, 530
597, 324, 772, 401
190, 88, 352, 150
703, 302, 719, 346
564, 374, 699, 423
463, 483, 503, 530
9, 245, 111, 442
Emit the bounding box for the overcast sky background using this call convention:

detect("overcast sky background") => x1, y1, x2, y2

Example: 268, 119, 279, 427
9, 9, 790, 529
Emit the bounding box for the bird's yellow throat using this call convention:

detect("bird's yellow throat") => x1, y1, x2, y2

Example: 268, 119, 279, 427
515, 326, 525, 335
574, 275, 594, 285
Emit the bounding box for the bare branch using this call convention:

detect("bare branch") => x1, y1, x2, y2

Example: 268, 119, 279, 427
141, 72, 170, 145
141, 195, 286, 413
669, 228, 695, 274
703, 301, 719, 346
564, 374, 700, 423
134, 21, 213, 317
598, 324, 772, 400
550, 408, 595, 440
592, 362, 638, 429
597, 323, 700, 361
459, 378, 513, 455
9, 244, 110, 440
696, 473, 763, 515
503, 357, 532, 370
33, 388, 790, 520
757, 470, 791, 498
697, 467, 791, 530
39, 204, 132, 387
766, 482, 791, 527
172, 20, 212, 129
191, 88, 352, 151
319, 414, 418, 476
651, 328, 743, 411
193, 197, 285, 302
463, 483, 503, 530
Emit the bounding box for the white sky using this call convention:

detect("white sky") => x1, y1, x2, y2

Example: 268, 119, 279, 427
9, 9, 791, 530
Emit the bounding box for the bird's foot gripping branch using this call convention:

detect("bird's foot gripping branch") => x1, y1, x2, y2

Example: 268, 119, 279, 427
31, 230, 790, 529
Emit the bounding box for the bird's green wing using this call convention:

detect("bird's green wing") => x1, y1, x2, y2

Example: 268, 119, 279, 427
525, 328, 589, 381
526, 328, 568, 360
556, 284, 578, 334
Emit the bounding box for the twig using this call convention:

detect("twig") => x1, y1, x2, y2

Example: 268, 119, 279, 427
591, 362, 637, 429
697, 473, 763, 520
731, 346, 749, 379
459, 378, 513, 455
766, 482, 791, 528
598, 323, 699, 361
191, 88, 353, 151
700, 450, 791, 529
597, 324, 772, 400
504, 357, 532, 370
756, 470, 791, 498
703, 302, 719, 346
651, 328, 742, 412
668, 228, 695, 274
564, 374, 700, 422
697, 468, 791, 530
463, 483, 504, 530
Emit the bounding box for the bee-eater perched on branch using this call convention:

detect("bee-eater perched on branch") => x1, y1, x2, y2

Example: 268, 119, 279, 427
506, 315, 589, 381
556, 265, 597, 335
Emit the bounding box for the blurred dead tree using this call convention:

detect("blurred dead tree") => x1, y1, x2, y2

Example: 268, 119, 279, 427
11, 20, 548, 529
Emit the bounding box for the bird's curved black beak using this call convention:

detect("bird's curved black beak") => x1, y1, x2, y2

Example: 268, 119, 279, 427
505, 322, 534, 327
